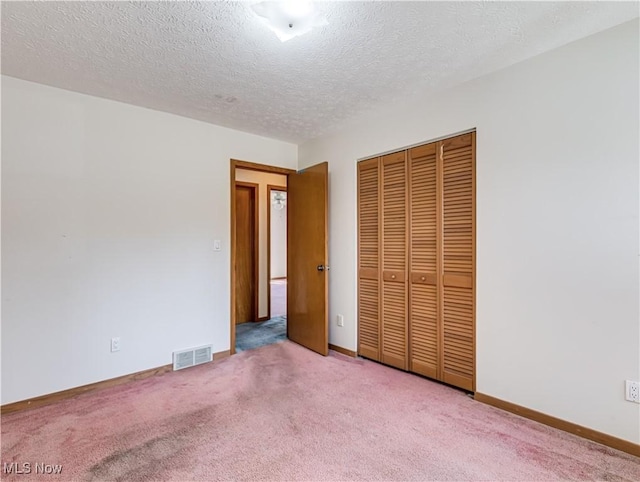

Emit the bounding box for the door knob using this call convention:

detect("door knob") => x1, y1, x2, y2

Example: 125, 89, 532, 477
317, 265, 330, 272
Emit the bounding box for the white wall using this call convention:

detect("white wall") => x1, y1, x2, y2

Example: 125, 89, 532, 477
270, 191, 287, 280
234, 169, 287, 318
299, 20, 640, 444
1, 76, 297, 404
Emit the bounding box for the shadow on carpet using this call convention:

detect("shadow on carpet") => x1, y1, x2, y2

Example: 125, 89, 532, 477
236, 315, 286, 352
2, 341, 638, 481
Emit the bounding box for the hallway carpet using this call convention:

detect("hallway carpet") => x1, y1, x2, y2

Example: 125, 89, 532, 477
1, 341, 638, 481
235, 315, 286, 352
270, 279, 286, 317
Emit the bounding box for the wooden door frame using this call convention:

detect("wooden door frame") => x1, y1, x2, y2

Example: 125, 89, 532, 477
234, 181, 260, 325
230, 160, 295, 355
266, 184, 287, 319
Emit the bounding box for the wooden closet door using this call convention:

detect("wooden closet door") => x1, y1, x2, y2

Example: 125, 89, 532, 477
408, 143, 439, 379
357, 158, 381, 361
440, 132, 475, 391
381, 151, 408, 370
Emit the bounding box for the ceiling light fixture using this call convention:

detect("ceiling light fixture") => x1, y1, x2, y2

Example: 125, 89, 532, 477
272, 191, 286, 210
250, 1, 328, 42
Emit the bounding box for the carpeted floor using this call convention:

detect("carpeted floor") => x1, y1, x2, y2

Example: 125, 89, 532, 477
235, 315, 286, 352
1, 341, 638, 481
270, 279, 286, 317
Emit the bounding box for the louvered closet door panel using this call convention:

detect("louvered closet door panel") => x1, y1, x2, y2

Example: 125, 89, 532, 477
441, 132, 475, 391
358, 158, 380, 361
408, 143, 438, 379
381, 151, 408, 370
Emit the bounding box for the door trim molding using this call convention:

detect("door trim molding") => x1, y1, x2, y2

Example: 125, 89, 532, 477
356, 128, 477, 162
266, 184, 287, 320
474, 392, 640, 457
232, 159, 295, 175
230, 160, 295, 355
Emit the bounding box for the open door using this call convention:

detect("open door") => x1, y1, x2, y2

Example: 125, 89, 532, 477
287, 162, 329, 356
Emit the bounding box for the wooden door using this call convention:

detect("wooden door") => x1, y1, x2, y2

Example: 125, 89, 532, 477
355, 132, 475, 391
235, 183, 259, 324
381, 152, 408, 370
357, 158, 380, 361
287, 162, 329, 356
440, 132, 475, 391
408, 142, 439, 379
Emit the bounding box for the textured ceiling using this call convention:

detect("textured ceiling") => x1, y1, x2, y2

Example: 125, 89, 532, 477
2, 1, 638, 143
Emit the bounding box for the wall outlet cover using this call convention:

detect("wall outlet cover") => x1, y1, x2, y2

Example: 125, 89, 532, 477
625, 380, 640, 403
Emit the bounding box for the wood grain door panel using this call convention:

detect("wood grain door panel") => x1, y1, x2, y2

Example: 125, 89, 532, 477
381, 152, 408, 370
356, 131, 475, 391
409, 142, 439, 379
287, 162, 329, 356
358, 158, 381, 361
441, 132, 475, 391
235, 183, 258, 324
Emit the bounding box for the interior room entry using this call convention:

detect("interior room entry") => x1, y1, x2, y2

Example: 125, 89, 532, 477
230, 160, 329, 356
234, 182, 258, 324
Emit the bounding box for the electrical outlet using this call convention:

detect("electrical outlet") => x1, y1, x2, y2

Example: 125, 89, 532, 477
625, 380, 639, 403
111, 337, 121, 353
336, 314, 344, 327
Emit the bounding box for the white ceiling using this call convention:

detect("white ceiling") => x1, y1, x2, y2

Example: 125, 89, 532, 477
2, 1, 638, 144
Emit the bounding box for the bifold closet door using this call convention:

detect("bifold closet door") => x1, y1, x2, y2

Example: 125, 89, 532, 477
441, 132, 475, 391
408, 143, 439, 379
357, 158, 381, 361
357, 132, 475, 391
381, 152, 408, 370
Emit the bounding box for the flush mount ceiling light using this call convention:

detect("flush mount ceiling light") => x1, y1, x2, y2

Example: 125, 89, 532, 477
250, 1, 328, 42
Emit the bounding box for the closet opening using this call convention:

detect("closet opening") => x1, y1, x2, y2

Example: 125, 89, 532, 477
356, 130, 476, 392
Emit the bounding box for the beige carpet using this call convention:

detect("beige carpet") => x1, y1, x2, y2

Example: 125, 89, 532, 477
270, 279, 286, 317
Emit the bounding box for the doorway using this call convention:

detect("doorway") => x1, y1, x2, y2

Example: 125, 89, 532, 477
267, 185, 287, 320
230, 159, 329, 356
232, 164, 290, 353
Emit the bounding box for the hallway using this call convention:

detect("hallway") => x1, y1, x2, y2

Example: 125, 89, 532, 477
270, 278, 286, 317
235, 279, 287, 352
